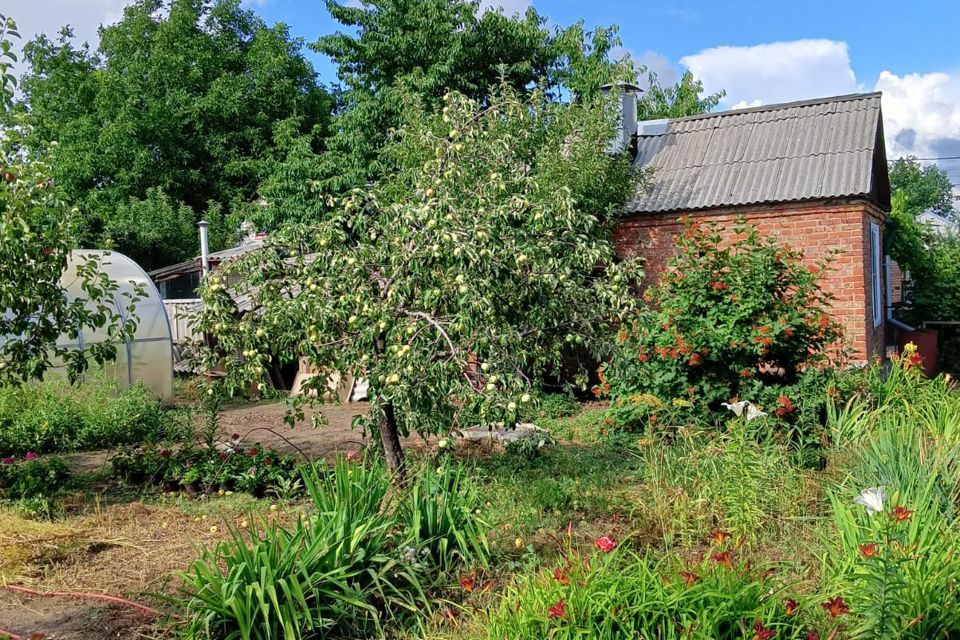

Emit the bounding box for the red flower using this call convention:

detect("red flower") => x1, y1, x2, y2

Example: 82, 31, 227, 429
247, 448, 258, 457
907, 352, 923, 368
740, 368, 755, 378
891, 506, 914, 523
1, 456, 13, 465
688, 353, 702, 367
230, 433, 241, 440
752, 620, 777, 640
459, 573, 476, 593
859, 543, 878, 558
218, 452, 228, 461
638, 353, 649, 363
346, 450, 358, 462
785, 599, 800, 616
680, 571, 700, 587
547, 599, 567, 619
24, 452, 38, 461
594, 535, 617, 553
805, 632, 820, 640
711, 550, 734, 569
822, 596, 849, 618
709, 530, 731, 547
553, 567, 570, 585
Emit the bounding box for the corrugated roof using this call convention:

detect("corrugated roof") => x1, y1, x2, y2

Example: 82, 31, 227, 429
628, 92, 890, 214
148, 238, 265, 281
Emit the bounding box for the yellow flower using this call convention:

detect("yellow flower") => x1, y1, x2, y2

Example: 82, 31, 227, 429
514, 537, 524, 548
209, 526, 218, 534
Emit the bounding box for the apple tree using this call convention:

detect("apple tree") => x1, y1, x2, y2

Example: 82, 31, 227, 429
1, 13, 141, 385
197, 81, 642, 478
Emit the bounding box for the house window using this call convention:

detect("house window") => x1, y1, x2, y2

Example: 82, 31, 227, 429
870, 222, 882, 327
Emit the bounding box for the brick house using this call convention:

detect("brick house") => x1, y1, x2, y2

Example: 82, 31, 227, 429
613, 92, 892, 360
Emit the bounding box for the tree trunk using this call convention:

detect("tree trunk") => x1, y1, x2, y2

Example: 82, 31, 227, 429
377, 396, 406, 483
374, 331, 406, 482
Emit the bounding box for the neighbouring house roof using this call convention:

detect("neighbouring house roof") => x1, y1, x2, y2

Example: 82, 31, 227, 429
917, 210, 958, 235
628, 92, 891, 214
148, 237, 265, 282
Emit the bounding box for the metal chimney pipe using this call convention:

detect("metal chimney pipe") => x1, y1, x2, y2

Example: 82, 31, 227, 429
198, 220, 210, 275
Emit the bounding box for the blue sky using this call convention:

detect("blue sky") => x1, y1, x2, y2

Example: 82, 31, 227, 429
14, 0, 960, 177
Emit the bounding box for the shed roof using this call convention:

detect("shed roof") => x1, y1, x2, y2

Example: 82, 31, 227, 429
628, 92, 890, 214
148, 238, 265, 282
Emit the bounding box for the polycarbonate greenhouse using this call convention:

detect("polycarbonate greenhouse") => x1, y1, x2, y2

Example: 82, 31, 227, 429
57, 250, 175, 402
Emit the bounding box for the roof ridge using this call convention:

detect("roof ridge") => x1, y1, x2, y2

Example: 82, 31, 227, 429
641, 91, 882, 128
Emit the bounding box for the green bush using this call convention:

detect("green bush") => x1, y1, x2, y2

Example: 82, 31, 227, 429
603, 218, 844, 431
0, 376, 175, 456
0, 454, 70, 499
180, 457, 489, 639
400, 462, 489, 572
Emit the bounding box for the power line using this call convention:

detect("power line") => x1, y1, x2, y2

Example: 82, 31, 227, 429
906, 156, 960, 161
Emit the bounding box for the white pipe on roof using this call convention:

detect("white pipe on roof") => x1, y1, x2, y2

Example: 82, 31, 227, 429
198, 220, 210, 275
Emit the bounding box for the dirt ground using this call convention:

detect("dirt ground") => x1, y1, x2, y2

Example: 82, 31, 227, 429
68, 399, 437, 475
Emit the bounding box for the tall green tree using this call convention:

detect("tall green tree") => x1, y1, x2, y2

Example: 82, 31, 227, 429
312, 0, 564, 194
636, 70, 724, 120
199, 81, 641, 477
14, 0, 331, 269
889, 156, 956, 218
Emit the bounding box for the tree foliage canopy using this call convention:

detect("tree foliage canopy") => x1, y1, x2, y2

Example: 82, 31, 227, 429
14, 0, 331, 268
889, 157, 957, 219
198, 82, 642, 474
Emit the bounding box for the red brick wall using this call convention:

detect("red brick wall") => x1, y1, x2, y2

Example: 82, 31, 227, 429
613, 199, 887, 361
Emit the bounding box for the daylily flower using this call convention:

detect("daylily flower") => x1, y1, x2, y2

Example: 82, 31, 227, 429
752, 620, 777, 640
822, 596, 849, 618
680, 571, 700, 587
24, 452, 38, 460
854, 487, 885, 516
547, 599, 567, 619
711, 550, 734, 569
785, 599, 800, 616
552, 567, 569, 585
459, 573, 475, 593
891, 506, 914, 523
709, 530, 731, 547
859, 543, 878, 558
805, 632, 820, 640
594, 535, 617, 553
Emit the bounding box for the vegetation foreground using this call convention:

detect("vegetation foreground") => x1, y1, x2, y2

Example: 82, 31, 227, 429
1, 354, 959, 639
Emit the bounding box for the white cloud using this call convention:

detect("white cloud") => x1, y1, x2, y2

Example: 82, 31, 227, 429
875, 70, 960, 160
680, 39, 859, 109
479, 0, 532, 16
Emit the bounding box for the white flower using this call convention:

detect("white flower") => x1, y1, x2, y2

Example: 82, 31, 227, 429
745, 404, 767, 421
437, 438, 449, 449
854, 487, 886, 516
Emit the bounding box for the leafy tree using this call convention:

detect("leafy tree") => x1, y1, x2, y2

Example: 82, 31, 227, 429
889, 157, 956, 219
313, 0, 562, 195
636, 70, 724, 120
198, 82, 641, 478
13, 0, 331, 268
0, 15, 138, 384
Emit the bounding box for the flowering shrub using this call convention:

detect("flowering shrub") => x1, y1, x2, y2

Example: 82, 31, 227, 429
0, 453, 70, 499
603, 218, 844, 427
111, 440, 299, 497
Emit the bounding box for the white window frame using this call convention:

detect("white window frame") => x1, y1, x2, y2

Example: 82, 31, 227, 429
870, 222, 883, 328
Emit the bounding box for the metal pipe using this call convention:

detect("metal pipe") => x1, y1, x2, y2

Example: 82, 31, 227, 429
198, 220, 210, 275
